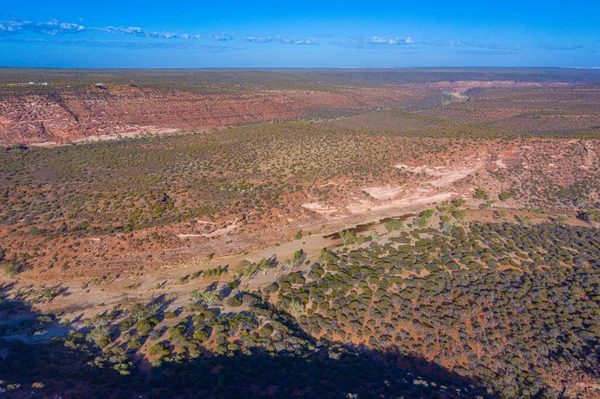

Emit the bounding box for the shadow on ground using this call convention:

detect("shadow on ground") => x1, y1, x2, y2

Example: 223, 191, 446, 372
0, 283, 493, 398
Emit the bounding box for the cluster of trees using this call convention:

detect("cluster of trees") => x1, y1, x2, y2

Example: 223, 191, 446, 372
0, 288, 485, 398
3, 212, 600, 398
274, 222, 600, 398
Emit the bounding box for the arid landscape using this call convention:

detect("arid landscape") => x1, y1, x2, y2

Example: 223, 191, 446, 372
1, 68, 600, 398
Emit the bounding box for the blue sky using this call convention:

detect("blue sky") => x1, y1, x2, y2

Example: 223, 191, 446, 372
1, 0, 599, 68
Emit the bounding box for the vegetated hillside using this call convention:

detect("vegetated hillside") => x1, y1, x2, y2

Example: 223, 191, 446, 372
0, 120, 482, 276
422, 84, 600, 137
1, 220, 598, 398
280, 222, 600, 398
1, 114, 600, 277
0, 284, 485, 399
1, 70, 600, 398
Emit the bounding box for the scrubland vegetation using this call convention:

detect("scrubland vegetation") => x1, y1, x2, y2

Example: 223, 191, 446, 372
3, 111, 599, 276
1, 69, 600, 398
0, 122, 456, 232
282, 222, 600, 397
0, 118, 486, 273
1, 221, 599, 398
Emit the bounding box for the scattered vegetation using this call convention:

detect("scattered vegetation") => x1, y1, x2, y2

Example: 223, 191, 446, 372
2, 220, 598, 397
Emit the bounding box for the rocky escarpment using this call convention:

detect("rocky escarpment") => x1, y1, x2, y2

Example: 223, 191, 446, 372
0, 85, 424, 145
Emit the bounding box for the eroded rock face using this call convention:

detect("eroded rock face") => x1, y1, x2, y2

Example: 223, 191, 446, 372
0, 85, 422, 145
486, 147, 524, 171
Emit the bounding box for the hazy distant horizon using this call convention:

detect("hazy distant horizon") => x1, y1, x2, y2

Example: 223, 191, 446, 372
2, 66, 600, 71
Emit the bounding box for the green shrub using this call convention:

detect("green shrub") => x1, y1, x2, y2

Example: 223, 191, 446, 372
473, 188, 489, 200
193, 330, 209, 342
384, 219, 403, 232
259, 324, 274, 336
3, 262, 21, 277
452, 210, 467, 220
86, 325, 112, 348
420, 209, 434, 218
135, 320, 153, 336
226, 297, 243, 307
264, 282, 279, 293
148, 344, 170, 357
164, 311, 177, 319
127, 339, 142, 350
498, 191, 512, 202
479, 201, 494, 209
451, 198, 466, 207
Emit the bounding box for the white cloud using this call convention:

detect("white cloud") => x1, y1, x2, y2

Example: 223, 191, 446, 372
242, 36, 274, 43
0, 19, 86, 36
59, 23, 85, 32
363, 36, 415, 45
0, 18, 202, 40
0, 17, 318, 46
245, 36, 318, 45
209, 33, 233, 41
292, 38, 318, 45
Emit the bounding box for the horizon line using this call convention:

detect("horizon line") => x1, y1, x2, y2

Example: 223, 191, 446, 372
2, 66, 600, 70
